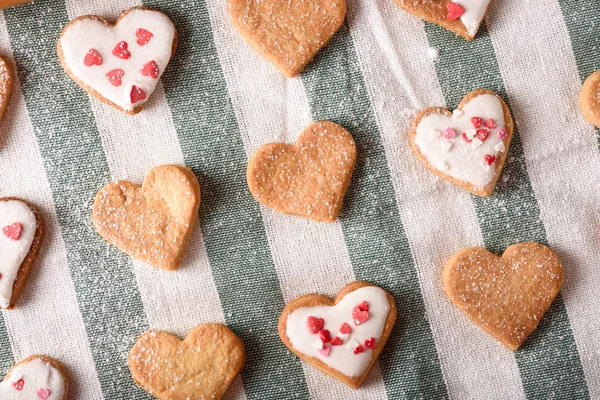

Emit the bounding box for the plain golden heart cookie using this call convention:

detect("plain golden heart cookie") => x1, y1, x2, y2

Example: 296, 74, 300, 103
247, 121, 356, 223
0, 0, 32, 10
93, 164, 200, 271
0, 355, 68, 399
227, 0, 346, 77
443, 242, 564, 351
580, 69, 600, 129
128, 323, 245, 400
0, 197, 44, 310
410, 89, 514, 197
0, 55, 14, 125
279, 281, 396, 389
394, 0, 493, 40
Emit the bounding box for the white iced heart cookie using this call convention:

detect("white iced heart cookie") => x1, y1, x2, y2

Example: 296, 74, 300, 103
393, 0, 493, 40
410, 89, 514, 197
0, 355, 68, 400
57, 6, 177, 115
0, 198, 44, 309
278, 282, 396, 389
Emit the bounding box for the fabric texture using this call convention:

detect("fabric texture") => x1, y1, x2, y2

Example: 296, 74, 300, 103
0, 0, 598, 399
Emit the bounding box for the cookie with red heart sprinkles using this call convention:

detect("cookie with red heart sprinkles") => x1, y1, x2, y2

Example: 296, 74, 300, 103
0, 355, 68, 399
57, 6, 177, 115
278, 281, 396, 389
0, 197, 44, 309
393, 0, 493, 40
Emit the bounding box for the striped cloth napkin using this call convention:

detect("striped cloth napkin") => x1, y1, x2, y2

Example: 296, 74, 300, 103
0, 0, 598, 399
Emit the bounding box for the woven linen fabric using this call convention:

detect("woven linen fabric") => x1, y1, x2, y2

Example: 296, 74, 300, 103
0, 0, 598, 398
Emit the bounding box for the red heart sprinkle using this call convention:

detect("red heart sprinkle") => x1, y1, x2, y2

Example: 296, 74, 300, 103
37, 388, 51, 400
353, 345, 365, 355
136, 28, 154, 46
484, 154, 496, 166
83, 49, 102, 67
12, 378, 24, 390
130, 85, 147, 104
141, 60, 160, 79
339, 322, 352, 334
498, 127, 508, 140
485, 118, 496, 129
106, 69, 124, 87
352, 307, 369, 326
462, 132, 472, 143
364, 337, 376, 349
318, 329, 331, 343
471, 117, 482, 128
3, 222, 22, 241
476, 129, 489, 142
357, 301, 369, 312
0, 273, 3, 279
447, 2, 465, 21
330, 337, 343, 346
112, 41, 131, 59
306, 316, 324, 334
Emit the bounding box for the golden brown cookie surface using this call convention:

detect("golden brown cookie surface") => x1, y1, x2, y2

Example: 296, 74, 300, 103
580, 69, 600, 129
0, 55, 13, 126
410, 89, 513, 197
128, 323, 245, 400
443, 242, 564, 351
247, 121, 356, 222
0, 355, 68, 399
0, 197, 44, 309
92, 164, 200, 270
0, 0, 32, 10
394, 0, 493, 40
227, 0, 346, 77
279, 281, 396, 389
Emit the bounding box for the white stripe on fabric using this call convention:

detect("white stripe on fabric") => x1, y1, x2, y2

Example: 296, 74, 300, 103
63, 3, 247, 399
0, 12, 104, 399
487, 1, 600, 396
203, 0, 390, 397
347, 1, 527, 399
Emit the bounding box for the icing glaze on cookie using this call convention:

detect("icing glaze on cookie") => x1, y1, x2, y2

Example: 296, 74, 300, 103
0, 200, 36, 308
452, 0, 492, 36
59, 8, 175, 111
286, 286, 390, 377
414, 94, 506, 189
0, 358, 65, 399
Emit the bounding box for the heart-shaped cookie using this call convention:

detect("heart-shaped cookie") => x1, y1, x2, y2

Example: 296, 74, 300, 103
394, 0, 493, 40
0, 355, 68, 399
0, 55, 13, 126
247, 121, 356, 222
128, 323, 245, 400
443, 242, 564, 351
0, 197, 44, 309
92, 164, 200, 270
227, 0, 346, 77
0, 0, 32, 9
279, 281, 397, 389
410, 89, 513, 197
57, 6, 177, 115
580, 69, 600, 129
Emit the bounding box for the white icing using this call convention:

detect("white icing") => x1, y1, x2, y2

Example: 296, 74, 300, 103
414, 94, 506, 189
453, 0, 492, 36
0, 201, 36, 308
0, 358, 65, 399
60, 8, 175, 111
286, 286, 390, 378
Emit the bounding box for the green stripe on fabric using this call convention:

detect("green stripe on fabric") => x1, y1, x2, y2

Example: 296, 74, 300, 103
302, 23, 448, 399
142, 1, 309, 398
3, 1, 150, 398
556, 0, 600, 147
0, 315, 14, 375
425, 23, 590, 399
